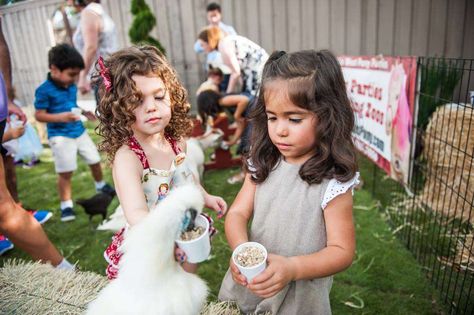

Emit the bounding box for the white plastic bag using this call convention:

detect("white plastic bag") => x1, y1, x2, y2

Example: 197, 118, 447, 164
14, 123, 43, 162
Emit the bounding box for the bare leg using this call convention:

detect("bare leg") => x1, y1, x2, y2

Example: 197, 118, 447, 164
89, 162, 103, 182
2, 155, 18, 202
58, 171, 73, 201
0, 158, 63, 265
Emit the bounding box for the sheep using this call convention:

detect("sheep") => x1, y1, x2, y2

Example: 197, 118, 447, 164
87, 185, 208, 315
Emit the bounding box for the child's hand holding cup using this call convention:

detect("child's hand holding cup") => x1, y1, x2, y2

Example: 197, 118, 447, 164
232, 242, 267, 283
175, 214, 211, 263
71, 107, 82, 119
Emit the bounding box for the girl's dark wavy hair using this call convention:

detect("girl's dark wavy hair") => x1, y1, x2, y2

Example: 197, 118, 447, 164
245, 49, 357, 184
91, 45, 192, 163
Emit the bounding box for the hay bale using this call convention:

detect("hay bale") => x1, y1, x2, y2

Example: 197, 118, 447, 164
420, 104, 474, 224
456, 234, 474, 272
0, 260, 107, 314
0, 261, 250, 315
200, 301, 243, 315
438, 234, 474, 273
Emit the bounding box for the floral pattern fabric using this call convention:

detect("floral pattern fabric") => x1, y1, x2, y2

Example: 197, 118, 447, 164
104, 135, 215, 280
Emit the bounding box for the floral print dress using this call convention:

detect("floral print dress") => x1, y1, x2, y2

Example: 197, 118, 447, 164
104, 135, 215, 280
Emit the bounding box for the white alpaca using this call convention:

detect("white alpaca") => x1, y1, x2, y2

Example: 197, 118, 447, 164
97, 129, 224, 232
87, 185, 208, 315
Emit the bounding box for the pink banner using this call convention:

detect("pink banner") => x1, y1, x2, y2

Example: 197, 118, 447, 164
339, 56, 417, 185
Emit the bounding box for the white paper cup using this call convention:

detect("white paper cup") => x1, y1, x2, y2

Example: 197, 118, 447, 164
71, 107, 82, 118
175, 214, 210, 263
232, 242, 267, 282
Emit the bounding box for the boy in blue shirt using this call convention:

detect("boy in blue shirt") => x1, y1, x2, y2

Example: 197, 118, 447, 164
34, 44, 114, 222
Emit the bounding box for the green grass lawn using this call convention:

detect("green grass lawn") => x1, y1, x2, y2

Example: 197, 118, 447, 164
1, 125, 447, 314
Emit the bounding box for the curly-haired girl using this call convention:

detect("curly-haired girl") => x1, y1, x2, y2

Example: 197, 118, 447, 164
219, 50, 359, 313
92, 46, 227, 280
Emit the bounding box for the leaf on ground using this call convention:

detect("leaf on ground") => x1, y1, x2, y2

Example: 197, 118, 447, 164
342, 293, 365, 309
361, 257, 375, 273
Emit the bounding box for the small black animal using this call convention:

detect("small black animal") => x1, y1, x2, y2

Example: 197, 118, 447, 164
76, 192, 115, 222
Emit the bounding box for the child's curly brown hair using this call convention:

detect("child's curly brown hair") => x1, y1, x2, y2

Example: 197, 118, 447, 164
92, 46, 192, 163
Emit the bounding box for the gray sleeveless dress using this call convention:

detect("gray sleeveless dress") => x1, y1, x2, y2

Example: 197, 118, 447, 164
219, 159, 358, 314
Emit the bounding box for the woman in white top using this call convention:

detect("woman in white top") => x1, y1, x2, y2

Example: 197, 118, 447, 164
72, 0, 117, 95
197, 26, 268, 96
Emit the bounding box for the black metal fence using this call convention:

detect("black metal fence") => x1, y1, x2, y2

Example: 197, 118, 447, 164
364, 57, 473, 314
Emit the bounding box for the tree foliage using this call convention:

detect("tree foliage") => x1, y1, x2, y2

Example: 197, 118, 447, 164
129, 0, 165, 54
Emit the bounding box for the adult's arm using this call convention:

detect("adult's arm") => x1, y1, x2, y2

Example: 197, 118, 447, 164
77, 9, 101, 94
219, 39, 241, 94
0, 18, 12, 101
0, 18, 26, 122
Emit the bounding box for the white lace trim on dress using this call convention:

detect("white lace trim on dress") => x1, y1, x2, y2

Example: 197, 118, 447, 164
321, 172, 360, 210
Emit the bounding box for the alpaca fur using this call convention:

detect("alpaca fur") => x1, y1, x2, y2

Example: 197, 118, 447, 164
87, 185, 208, 315
186, 128, 224, 181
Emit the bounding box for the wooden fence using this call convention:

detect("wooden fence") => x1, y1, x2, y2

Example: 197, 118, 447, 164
1, 0, 473, 109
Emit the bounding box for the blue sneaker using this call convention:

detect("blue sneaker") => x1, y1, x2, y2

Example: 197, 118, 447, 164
61, 207, 76, 222
0, 235, 14, 255
29, 210, 53, 225
97, 183, 116, 196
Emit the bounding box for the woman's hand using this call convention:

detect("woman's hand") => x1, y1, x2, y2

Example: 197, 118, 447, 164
8, 102, 27, 123
247, 254, 297, 298
204, 193, 227, 219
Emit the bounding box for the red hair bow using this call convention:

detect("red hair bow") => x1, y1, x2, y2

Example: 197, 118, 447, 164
98, 56, 112, 92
